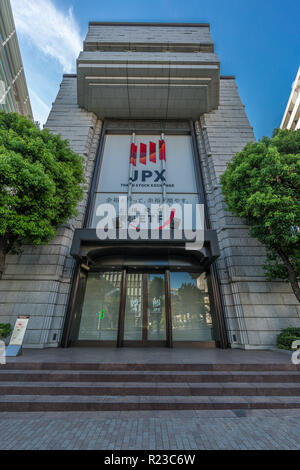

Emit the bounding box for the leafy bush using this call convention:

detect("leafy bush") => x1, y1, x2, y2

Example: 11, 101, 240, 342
0, 323, 12, 339
220, 129, 300, 303
277, 327, 300, 350
0, 111, 85, 279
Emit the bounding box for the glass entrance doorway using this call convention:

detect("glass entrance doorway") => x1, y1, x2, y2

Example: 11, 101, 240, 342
124, 273, 166, 345
72, 269, 218, 347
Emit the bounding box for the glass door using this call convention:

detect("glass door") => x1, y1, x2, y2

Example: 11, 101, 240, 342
77, 271, 122, 341
123, 273, 143, 341
123, 272, 167, 345
72, 269, 217, 347
147, 274, 166, 341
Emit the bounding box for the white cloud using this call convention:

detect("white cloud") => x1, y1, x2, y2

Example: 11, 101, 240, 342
29, 88, 51, 126
11, 0, 82, 73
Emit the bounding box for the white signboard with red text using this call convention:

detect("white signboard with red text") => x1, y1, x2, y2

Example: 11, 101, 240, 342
97, 135, 198, 194
91, 134, 200, 229
5, 316, 30, 357
9, 316, 30, 345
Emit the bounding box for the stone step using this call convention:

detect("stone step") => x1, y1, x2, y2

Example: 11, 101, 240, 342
1, 371, 299, 383
1, 380, 299, 388
2, 362, 300, 372
0, 395, 300, 412
2, 369, 299, 375
1, 361, 299, 412
0, 382, 299, 396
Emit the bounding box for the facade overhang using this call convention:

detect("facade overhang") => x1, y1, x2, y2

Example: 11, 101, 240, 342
77, 52, 220, 120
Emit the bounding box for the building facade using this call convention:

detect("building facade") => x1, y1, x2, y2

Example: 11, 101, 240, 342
1, 22, 299, 349
281, 67, 300, 130
0, 0, 32, 117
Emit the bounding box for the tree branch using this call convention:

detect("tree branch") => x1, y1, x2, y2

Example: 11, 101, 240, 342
0, 237, 7, 280
277, 248, 300, 304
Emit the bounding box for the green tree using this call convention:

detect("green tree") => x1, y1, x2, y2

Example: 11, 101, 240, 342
148, 276, 164, 299
220, 129, 300, 303
0, 112, 85, 278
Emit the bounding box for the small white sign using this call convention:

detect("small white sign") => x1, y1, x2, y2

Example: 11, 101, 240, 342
9, 316, 30, 346
0, 340, 5, 365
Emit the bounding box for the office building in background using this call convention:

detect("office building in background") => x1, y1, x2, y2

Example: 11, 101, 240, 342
281, 67, 300, 130
0, 0, 32, 117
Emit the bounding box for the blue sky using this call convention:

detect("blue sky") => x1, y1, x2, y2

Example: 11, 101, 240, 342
11, 0, 300, 139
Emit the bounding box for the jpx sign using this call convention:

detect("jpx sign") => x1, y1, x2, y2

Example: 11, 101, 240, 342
97, 135, 198, 194
129, 169, 166, 183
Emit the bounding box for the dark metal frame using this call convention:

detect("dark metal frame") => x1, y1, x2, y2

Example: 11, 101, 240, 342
61, 263, 82, 347
70, 267, 173, 348
190, 120, 228, 348
116, 268, 127, 347
119, 269, 171, 347
84, 123, 107, 228
68, 266, 218, 348
142, 274, 148, 343
165, 270, 173, 348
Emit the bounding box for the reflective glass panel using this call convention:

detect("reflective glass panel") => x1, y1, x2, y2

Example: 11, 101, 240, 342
78, 272, 121, 341
170, 272, 213, 341
147, 274, 166, 340
124, 273, 143, 340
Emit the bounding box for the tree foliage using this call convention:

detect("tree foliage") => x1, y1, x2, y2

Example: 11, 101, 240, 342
0, 111, 85, 277
220, 129, 300, 303
0, 323, 12, 339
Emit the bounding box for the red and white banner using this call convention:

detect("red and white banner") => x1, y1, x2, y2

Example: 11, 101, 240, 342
130, 140, 166, 166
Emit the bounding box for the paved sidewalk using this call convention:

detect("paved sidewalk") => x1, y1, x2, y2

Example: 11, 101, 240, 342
5, 347, 292, 364
0, 409, 299, 450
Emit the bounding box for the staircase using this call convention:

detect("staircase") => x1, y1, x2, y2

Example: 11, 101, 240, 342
0, 362, 300, 412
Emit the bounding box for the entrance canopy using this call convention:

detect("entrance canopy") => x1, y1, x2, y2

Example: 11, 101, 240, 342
70, 229, 220, 271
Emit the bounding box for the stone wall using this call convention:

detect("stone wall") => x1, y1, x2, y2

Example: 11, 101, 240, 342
85, 23, 213, 50
195, 77, 300, 349
0, 76, 102, 348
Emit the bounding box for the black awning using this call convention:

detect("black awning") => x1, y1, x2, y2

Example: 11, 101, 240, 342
70, 229, 220, 271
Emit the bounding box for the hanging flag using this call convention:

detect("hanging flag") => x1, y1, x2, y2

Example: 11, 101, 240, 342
149, 141, 156, 163
130, 143, 137, 166
140, 142, 147, 165
159, 140, 166, 161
